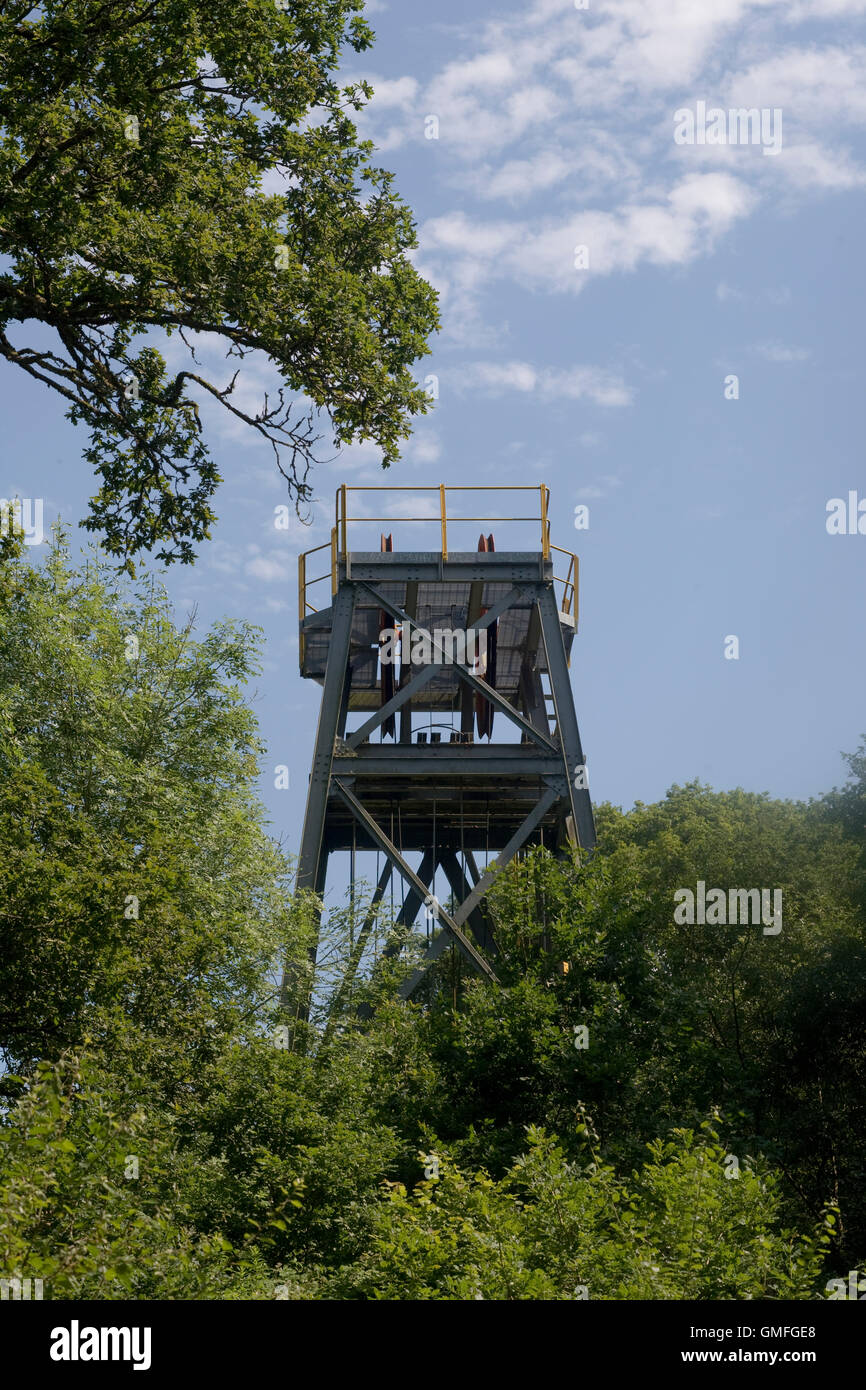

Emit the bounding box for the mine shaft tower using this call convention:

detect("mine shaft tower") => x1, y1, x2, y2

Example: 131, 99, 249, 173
295, 485, 595, 1002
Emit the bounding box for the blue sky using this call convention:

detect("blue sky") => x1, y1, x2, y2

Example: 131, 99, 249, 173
4, 0, 866, 871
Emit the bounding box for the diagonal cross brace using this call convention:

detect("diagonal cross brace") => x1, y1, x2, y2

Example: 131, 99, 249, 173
360, 582, 555, 752
332, 778, 499, 985
346, 662, 438, 750
349, 586, 531, 749
439, 850, 497, 956
398, 784, 559, 999
537, 586, 596, 850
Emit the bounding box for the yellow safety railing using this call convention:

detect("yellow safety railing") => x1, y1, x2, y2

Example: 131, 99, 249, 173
551, 544, 578, 626
335, 483, 552, 563
297, 537, 336, 666
299, 485, 579, 633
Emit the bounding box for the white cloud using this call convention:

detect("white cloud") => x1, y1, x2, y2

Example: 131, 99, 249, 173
717, 280, 747, 301
750, 340, 811, 361
406, 433, 442, 465
324, 438, 383, 472
543, 367, 633, 406
776, 141, 866, 188
365, 74, 419, 110
461, 361, 538, 393
421, 173, 754, 304
384, 494, 442, 519
352, 0, 866, 228
717, 281, 794, 304
456, 360, 633, 406
245, 553, 290, 583
727, 46, 866, 123
482, 152, 571, 202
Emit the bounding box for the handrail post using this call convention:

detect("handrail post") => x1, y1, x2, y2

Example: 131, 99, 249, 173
298, 551, 306, 665
540, 484, 550, 559
340, 484, 348, 558
440, 483, 447, 560
574, 555, 579, 630
331, 527, 338, 595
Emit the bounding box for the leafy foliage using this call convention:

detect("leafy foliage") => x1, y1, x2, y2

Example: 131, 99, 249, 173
0, 536, 313, 1083
327, 1125, 832, 1301
0, 0, 439, 564
1, 543, 864, 1298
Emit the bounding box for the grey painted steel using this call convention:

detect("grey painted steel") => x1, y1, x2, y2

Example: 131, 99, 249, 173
342, 552, 551, 585
466, 585, 528, 632
281, 838, 330, 1022
322, 859, 393, 1040
537, 585, 596, 850
359, 582, 557, 752
331, 778, 499, 984
395, 850, 434, 928
519, 593, 549, 737
439, 850, 497, 955
332, 751, 563, 777
398, 786, 558, 999
300, 610, 333, 632
346, 663, 438, 749
296, 584, 357, 894
520, 664, 549, 737
462, 579, 484, 736
449, 785, 559, 929
382, 849, 434, 959
399, 580, 419, 744
296, 545, 595, 1009
395, 910, 457, 994
465, 850, 482, 886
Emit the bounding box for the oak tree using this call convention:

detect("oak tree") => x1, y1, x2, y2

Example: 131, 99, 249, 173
0, 0, 438, 565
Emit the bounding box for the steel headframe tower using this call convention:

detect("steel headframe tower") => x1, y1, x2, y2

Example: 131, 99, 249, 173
292, 484, 595, 1006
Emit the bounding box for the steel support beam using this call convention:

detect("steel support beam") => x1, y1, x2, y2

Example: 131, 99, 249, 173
399, 580, 419, 744
332, 779, 499, 984
519, 594, 548, 738
359, 583, 556, 752
394, 850, 435, 930
295, 543, 595, 1018
462, 579, 484, 736
281, 841, 330, 1023
333, 750, 562, 778
439, 850, 497, 956
537, 585, 596, 851
346, 662, 438, 749
448, 785, 559, 929
398, 785, 558, 999
296, 584, 357, 894
465, 850, 482, 887
344, 554, 552, 586
379, 849, 435, 960
322, 859, 392, 1040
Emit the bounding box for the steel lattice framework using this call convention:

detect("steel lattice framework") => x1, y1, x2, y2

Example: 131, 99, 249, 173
288, 485, 595, 1009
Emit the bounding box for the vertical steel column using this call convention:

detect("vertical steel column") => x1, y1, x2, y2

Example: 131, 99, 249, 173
399, 580, 419, 745
439, 850, 497, 955
290, 582, 356, 1029
537, 585, 596, 852
296, 583, 357, 897
382, 848, 435, 955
